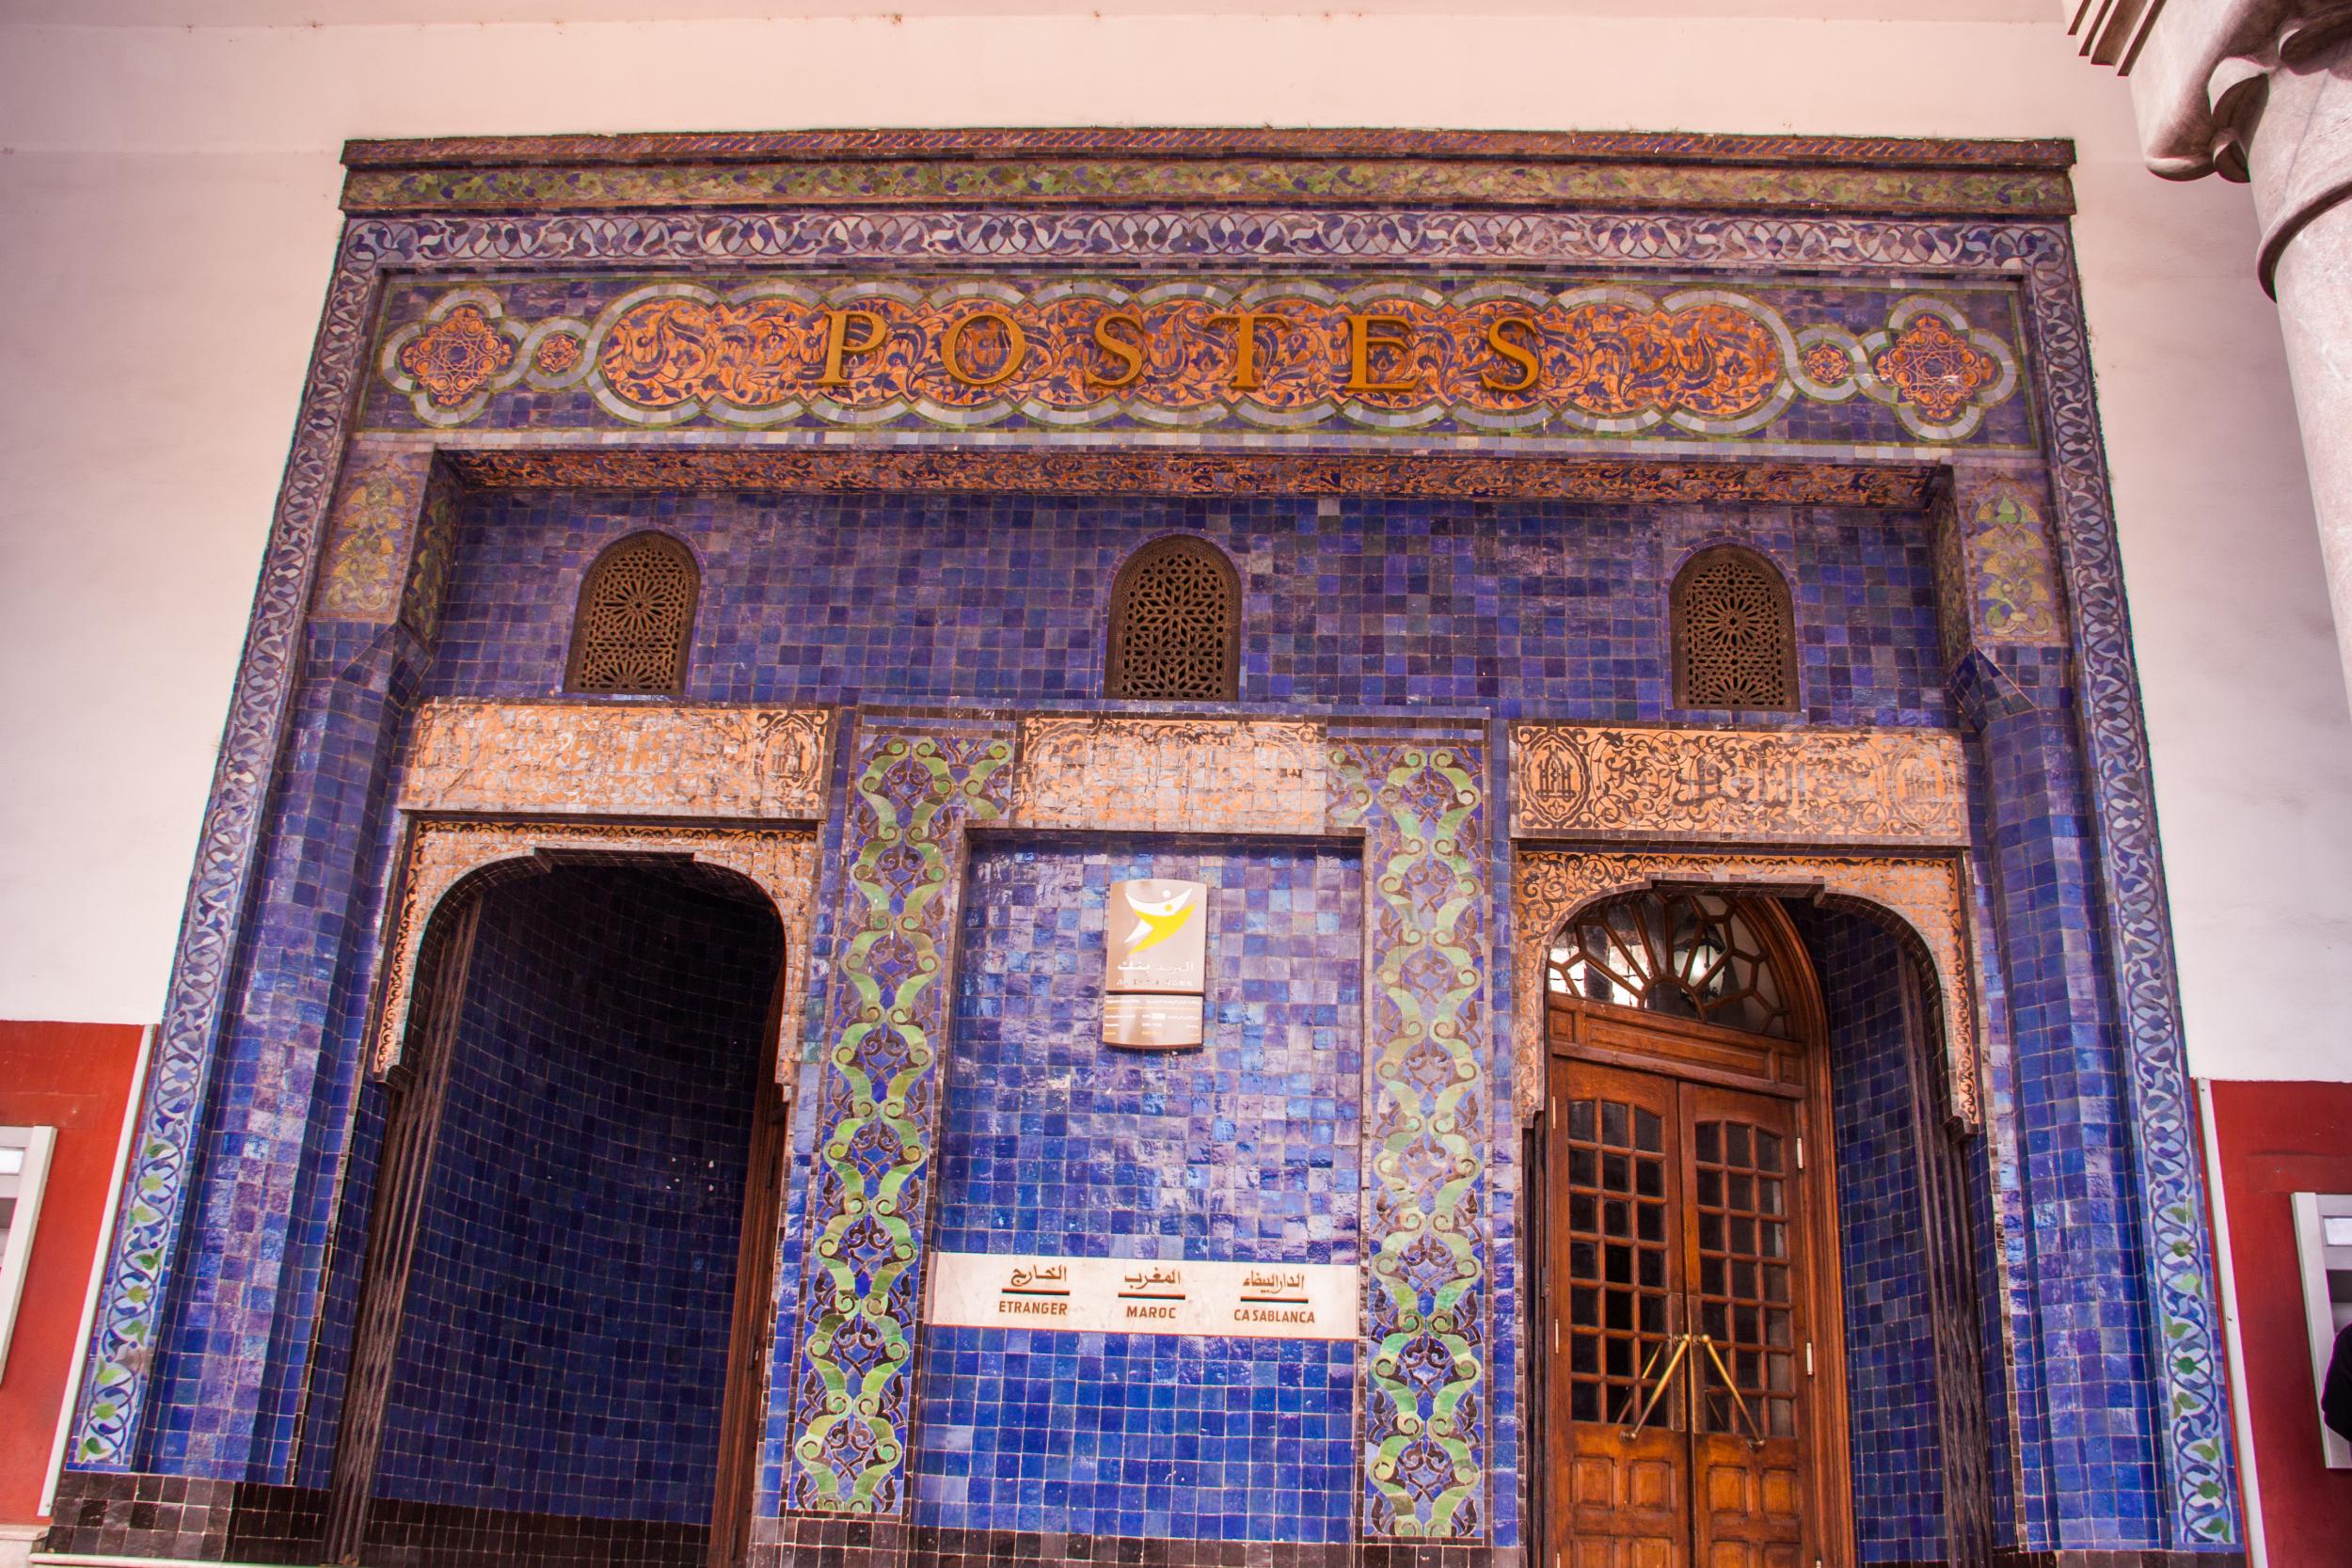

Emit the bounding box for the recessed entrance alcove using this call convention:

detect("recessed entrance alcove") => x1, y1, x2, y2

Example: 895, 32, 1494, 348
1794, 902, 1993, 1565
1531, 888, 1994, 1567
326, 861, 786, 1568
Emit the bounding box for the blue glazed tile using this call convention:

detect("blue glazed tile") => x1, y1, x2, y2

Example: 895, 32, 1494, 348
909, 840, 1362, 1542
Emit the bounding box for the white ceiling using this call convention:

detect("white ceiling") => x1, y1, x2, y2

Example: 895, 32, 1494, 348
0, 0, 2060, 26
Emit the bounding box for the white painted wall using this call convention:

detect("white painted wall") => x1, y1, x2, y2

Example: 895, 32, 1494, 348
0, 9, 2344, 1081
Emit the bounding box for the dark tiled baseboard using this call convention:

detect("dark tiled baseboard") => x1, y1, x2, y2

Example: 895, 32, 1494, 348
43, 1471, 237, 1561
1991, 1555, 2249, 1568
750, 1518, 1516, 1568
40, 1480, 2225, 1568
43, 1471, 704, 1568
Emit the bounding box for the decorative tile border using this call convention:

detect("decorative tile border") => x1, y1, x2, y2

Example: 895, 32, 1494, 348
68, 222, 385, 1471
70, 165, 2231, 1548
343, 157, 2070, 221
787, 721, 1018, 1515
1509, 723, 1971, 848
2019, 237, 2236, 1544
339, 126, 2074, 217
397, 700, 833, 821
373, 276, 2020, 444
366, 817, 818, 1081
314, 449, 433, 621
1327, 736, 1492, 1537
1511, 848, 1983, 1132
1956, 470, 2067, 647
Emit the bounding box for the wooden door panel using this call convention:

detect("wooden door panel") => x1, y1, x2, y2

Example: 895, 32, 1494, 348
1568, 1452, 1677, 1511
1565, 1429, 1685, 1568
1548, 1058, 1689, 1568
1697, 1544, 1801, 1568
1545, 1021, 1832, 1568
1682, 1084, 1813, 1568
1566, 1536, 1681, 1568
1559, 1002, 1804, 1098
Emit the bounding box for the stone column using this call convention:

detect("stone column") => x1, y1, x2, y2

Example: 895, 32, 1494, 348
2122, 1, 2352, 703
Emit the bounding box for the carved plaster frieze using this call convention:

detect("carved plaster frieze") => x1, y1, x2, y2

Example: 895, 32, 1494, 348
450, 449, 1944, 510
1011, 716, 1329, 835
399, 700, 833, 820
370, 818, 817, 1082
1511, 723, 1970, 847
1513, 848, 1982, 1130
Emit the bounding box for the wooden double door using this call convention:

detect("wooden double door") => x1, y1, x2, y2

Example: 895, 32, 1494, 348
1541, 1028, 1842, 1568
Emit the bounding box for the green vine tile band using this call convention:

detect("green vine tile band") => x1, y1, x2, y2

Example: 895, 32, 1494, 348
1331, 740, 1491, 1536
788, 727, 1015, 1513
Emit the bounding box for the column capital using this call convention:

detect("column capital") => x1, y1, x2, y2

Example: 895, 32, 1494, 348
2119, 0, 2352, 290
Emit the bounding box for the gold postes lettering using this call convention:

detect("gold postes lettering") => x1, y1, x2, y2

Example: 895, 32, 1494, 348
941, 307, 1027, 388
1344, 311, 1422, 395
1206, 309, 1290, 392
816, 309, 888, 388
1483, 313, 1542, 394
1089, 309, 1148, 390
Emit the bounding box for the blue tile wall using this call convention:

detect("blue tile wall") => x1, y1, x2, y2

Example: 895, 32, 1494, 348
365, 864, 782, 1524
426, 491, 1945, 727
1961, 737, 2027, 1549
141, 624, 425, 1478
908, 839, 1362, 1542
1972, 675, 2164, 1548
1795, 904, 1947, 1562
121, 475, 2184, 1556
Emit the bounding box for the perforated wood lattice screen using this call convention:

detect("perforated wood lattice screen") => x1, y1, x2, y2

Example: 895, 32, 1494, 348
1671, 546, 1798, 711
1106, 536, 1241, 701
565, 531, 699, 695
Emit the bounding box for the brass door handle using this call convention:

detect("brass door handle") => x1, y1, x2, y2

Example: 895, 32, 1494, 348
1696, 1333, 1767, 1449
1613, 1330, 1692, 1440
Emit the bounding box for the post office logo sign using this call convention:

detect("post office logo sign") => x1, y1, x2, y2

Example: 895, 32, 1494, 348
1104, 879, 1208, 1048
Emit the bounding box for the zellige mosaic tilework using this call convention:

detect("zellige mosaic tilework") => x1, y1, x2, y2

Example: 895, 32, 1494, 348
72, 128, 2234, 1563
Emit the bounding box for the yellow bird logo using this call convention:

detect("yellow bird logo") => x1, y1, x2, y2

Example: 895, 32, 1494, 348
1122, 885, 1200, 957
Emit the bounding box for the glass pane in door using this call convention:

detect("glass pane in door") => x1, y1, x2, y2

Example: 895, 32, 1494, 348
1691, 1117, 1798, 1441
1558, 1090, 1677, 1427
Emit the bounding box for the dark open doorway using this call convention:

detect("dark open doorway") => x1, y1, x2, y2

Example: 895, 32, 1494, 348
324, 857, 787, 1568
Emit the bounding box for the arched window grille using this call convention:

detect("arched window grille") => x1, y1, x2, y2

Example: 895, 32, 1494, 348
565, 531, 699, 695
1671, 545, 1798, 711
1105, 535, 1241, 701
1546, 890, 1794, 1039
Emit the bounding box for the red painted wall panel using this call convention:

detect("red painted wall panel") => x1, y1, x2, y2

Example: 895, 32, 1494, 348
0, 1021, 143, 1526
2207, 1078, 2352, 1567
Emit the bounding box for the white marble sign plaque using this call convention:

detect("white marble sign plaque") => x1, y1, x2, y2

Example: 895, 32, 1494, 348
927, 1252, 1359, 1341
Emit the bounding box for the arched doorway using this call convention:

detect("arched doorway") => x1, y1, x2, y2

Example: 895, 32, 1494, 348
1534, 889, 1851, 1568
321, 856, 788, 1568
